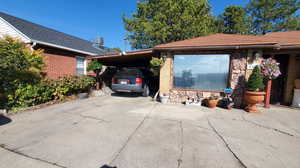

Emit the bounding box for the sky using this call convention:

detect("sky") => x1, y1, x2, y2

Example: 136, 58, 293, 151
0, 0, 248, 51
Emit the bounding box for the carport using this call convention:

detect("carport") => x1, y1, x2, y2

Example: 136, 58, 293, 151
87, 49, 160, 95
88, 49, 158, 67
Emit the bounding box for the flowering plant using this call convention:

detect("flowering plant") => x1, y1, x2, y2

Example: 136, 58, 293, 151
260, 58, 281, 80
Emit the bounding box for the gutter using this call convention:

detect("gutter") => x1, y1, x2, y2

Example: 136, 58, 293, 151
154, 44, 279, 51
279, 45, 300, 49
31, 40, 97, 55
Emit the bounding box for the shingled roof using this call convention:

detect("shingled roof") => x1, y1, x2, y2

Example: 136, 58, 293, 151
0, 12, 114, 55
155, 31, 300, 50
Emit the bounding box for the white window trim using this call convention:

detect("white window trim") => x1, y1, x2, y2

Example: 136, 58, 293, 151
76, 56, 86, 76
84, 59, 87, 75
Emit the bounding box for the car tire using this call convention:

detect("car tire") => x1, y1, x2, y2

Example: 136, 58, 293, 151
142, 85, 150, 97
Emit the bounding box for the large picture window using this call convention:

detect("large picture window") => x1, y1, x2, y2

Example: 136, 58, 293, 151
173, 54, 230, 91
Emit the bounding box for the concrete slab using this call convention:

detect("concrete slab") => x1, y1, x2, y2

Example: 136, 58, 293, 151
0, 96, 300, 168
0, 147, 57, 168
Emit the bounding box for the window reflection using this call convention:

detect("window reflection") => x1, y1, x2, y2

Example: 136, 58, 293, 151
173, 54, 230, 91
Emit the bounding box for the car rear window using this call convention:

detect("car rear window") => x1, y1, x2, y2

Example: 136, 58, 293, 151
115, 68, 142, 76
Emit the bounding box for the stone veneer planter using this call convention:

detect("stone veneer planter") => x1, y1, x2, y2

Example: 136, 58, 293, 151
169, 89, 221, 104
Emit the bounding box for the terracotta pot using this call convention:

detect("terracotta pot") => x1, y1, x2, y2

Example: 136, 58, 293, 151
244, 91, 266, 113
207, 99, 219, 108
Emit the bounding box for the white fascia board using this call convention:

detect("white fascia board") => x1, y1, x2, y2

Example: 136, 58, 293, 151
0, 17, 31, 43
32, 40, 97, 56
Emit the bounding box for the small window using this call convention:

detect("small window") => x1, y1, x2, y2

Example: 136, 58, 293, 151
173, 54, 230, 91
76, 57, 85, 76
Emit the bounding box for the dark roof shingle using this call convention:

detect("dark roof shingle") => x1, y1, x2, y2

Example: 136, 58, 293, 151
0, 12, 114, 55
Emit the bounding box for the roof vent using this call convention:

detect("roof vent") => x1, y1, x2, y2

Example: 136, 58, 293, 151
93, 37, 104, 49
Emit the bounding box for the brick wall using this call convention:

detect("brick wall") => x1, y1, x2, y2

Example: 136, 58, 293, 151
43, 53, 76, 79
38, 45, 88, 79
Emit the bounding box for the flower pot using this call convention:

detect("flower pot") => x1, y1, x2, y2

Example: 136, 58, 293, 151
160, 95, 169, 104
77, 92, 89, 99
207, 99, 219, 108
244, 91, 266, 113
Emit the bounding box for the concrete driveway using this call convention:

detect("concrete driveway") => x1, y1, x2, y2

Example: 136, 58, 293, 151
1, 95, 300, 168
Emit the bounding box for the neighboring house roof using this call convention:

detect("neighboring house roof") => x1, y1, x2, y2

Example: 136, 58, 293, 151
155, 31, 300, 50
0, 12, 115, 55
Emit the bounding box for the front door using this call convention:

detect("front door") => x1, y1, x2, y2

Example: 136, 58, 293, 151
270, 54, 289, 104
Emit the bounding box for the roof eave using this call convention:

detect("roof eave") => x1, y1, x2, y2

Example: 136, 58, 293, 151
88, 49, 154, 59
154, 44, 279, 51
32, 40, 98, 55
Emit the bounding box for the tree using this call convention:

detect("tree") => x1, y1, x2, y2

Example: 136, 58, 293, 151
123, 0, 216, 49
219, 6, 250, 34
0, 36, 44, 108
246, 0, 300, 34
112, 47, 122, 53
274, 15, 300, 31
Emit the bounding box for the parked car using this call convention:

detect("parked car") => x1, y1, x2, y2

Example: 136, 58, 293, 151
111, 68, 150, 96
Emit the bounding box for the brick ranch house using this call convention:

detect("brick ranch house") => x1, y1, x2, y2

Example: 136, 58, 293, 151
92, 31, 300, 107
0, 12, 115, 79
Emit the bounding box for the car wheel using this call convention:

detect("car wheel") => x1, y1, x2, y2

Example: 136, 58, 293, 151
142, 85, 150, 97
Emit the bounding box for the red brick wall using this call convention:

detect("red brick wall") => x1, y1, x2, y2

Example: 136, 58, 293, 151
37, 45, 88, 79
43, 53, 76, 79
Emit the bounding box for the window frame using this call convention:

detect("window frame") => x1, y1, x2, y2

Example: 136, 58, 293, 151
172, 54, 231, 92
76, 56, 86, 76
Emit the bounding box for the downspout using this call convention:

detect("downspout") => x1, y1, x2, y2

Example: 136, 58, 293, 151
280, 45, 300, 49
31, 41, 37, 51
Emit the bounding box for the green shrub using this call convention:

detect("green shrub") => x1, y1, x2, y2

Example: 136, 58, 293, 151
87, 60, 102, 73
6, 76, 95, 110
0, 36, 96, 110
7, 82, 54, 110
247, 66, 265, 91
0, 36, 44, 109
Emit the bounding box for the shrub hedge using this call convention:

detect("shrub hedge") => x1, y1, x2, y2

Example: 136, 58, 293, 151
7, 76, 95, 111
0, 36, 96, 111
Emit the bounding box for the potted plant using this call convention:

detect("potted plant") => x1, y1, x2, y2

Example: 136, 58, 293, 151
207, 96, 219, 108
87, 60, 102, 90
150, 57, 164, 76
260, 58, 281, 107
160, 93, 169, 104
244, 66, 265, 113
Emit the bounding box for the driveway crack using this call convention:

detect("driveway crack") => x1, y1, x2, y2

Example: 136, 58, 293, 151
241, 115, 298, 138
177, 121, 184, 168
64, 112, 110, 123
0, 144, 67, 168
207, 118, 247, 168
109, 103, 158, 165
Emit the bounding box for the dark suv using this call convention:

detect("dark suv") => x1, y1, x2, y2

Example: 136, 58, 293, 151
111, 68, 150, 96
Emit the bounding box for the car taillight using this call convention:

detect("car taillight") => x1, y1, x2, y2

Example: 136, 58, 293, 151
112, 77, 116, 84
135, 78, 142, 84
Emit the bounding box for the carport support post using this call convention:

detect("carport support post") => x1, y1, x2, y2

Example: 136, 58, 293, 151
159, 53, 173, 95
264, 80, 271, 108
